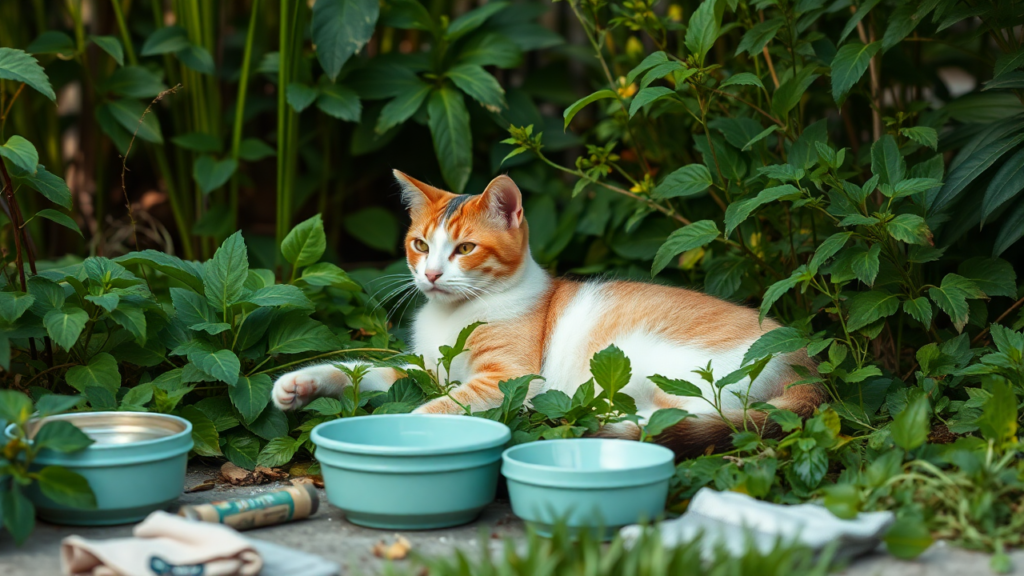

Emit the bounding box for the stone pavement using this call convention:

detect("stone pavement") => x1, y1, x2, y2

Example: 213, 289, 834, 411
2, 465, 1022, 575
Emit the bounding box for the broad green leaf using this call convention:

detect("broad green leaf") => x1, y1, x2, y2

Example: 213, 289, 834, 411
977, 378, 1018, 445
90, 35, 124, 66
770, 409, 804, 432
847, 290, 900, 331
224, 432, 260, 470
121, 383, 154, 407
267, 312, 340, 354
958, 257, 1017, 298
34, 209, 83, 237
735, 18, 783, 56
316, 84, 362, 122
344, 206, 399, 254
651, 220, 719, 275
244, 405, 288, 440
108, 99, 164, 144
2, 486, 35, 545
66, 353, 121, 394
933, 130, 1024, 211
839, 0, 881, 44
231, 374, 273, 424
724, 185, 800, 235
380, 0, 434, 31
639, 61, 685, 89
172, 132, 222, 153
685, 0, 721, 66
994, 48, 1024, 79
311, 0, 380, 81
653, 164, 713, 200
377, 78, 432, 133
244, 284, 314, 308
35, 394, 83, 417
983, 71, 1024, 91
204, 230, 248, 313
286, 82, 318, 112
887, 178, 943, 199
903, 297, 933, 325
104, 66, 167, 98
982, 148, 1024, 221
28, 276, 65, 315
1, 135, 39, 175
140, 26, 189, 55
11, 163, 71, 209
629, 86, 675, 118
891, 393, 930, 450
759, 266, 807, 323
884, 516, 933, 559
590, 345, 631, 398
257, 437, 300, 468
870, 134, 905, 187
719, 72, 765, 90
899, 126, 938, 150
445, 2, 508, 40
742, 126, 779, 151
626, 51, 668, 84
116, 250, 205, 293
447, 63, 505, 112
771, 67, 819, 120
43, 306, 89, 351
793, 445, 828, 486
27, 31, 76, 57
428, 85, 472, 193
192, 155, 237, 194
881, 4, 920, 51
929, 273, 984, 332
994, 196, 1024, 256
831, 42, 880, 103
531, 390, 573, 419
809, 232, 852, 273
180, 405, 222, 456
111, 304, 147, 344
851, 243, 882, 286
282, 214, 327, 268
0, 291, 35, 323
563, 90, 617, 130
303, 397, 345, 416
0, 389, 32, 424
650, 374, 704, 397
191, 348, 240, 386
743, 327, 809, 365
237, 138, 276, 161
0, 47, 56, 102
34, 420, 94, 453
887, 214, 932, 245
300, 262, 360, 290
37, 466, 96, 509
644, 408, 690, 437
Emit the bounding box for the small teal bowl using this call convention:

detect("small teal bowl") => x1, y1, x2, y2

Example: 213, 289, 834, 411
502, 439, 675, 538
311, 414, 511, 530
7, 412, 192, 526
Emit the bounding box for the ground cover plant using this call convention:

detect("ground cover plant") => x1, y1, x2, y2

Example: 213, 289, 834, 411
1, 0, 1024, 569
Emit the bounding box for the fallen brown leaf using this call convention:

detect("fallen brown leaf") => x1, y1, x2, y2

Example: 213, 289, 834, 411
184, 479, 216, 493
372, 535, 412, 560
219, 462, 289, 486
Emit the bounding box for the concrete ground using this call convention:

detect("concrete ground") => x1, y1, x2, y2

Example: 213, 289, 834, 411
2, 465, 1022, 575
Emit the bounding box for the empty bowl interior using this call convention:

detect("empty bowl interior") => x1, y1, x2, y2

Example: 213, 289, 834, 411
504, 439, 674, 472
313, 415, 511, 455
25, 412, 189, 446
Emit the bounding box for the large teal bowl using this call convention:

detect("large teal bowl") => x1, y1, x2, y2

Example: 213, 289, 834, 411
502, 439, 675, 538
7, 412, 192, 526
311, 414, 511, 530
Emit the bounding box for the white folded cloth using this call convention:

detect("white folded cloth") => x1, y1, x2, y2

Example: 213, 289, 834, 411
620, 488, 894, 559
61, 511, 263, 576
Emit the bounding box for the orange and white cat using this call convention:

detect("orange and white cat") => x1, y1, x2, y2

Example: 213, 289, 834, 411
272, 171, 823, 457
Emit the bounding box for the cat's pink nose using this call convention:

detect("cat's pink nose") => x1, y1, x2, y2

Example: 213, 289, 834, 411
425, 270, 443, 283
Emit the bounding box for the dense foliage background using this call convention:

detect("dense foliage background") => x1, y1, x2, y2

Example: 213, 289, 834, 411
1, 0, 1024, 565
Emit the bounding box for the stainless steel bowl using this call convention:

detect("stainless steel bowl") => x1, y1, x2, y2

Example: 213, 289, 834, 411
25, 412, 189, 446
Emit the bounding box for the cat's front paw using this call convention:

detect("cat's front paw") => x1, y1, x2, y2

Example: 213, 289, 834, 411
272, 366, 347, 411
412, 397, 464, 415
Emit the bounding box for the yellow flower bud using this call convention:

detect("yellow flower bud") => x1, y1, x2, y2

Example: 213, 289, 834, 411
668, 4, 683, 22
679, 247, 705, 270
626, 37, 644, 58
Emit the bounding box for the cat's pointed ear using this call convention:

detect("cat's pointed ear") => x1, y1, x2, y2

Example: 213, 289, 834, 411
480, 175, 523, 229
393, 170, 447, 213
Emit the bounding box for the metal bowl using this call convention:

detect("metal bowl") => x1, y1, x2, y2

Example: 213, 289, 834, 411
7, 411, 193, 526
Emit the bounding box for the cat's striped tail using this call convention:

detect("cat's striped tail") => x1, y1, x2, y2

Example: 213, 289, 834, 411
650, 379, 826, 461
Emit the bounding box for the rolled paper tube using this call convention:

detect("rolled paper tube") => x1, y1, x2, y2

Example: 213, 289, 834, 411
178, 484, 319, 530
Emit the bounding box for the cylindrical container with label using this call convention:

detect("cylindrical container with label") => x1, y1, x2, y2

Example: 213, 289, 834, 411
178, 484, 319, 530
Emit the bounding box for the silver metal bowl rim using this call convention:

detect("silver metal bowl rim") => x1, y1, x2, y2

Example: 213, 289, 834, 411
4, 411, 193, 450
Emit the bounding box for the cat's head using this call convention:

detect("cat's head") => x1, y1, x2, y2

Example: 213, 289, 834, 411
395, 170, 529, 304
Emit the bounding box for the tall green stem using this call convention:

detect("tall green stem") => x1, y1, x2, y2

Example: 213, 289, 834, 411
229, 0, 261, 229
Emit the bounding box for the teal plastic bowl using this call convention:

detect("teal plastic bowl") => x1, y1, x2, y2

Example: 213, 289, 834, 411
7, 412, 193, 526
311, 414, 511, 530
502, 439, 675, 538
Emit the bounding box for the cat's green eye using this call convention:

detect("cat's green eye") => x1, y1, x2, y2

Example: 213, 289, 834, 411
413, 239, 429, 252
456, 243, 475, 255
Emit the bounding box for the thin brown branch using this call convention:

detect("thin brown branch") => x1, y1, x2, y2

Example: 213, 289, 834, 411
762, 46, 780, 89
971, 295, 1024, 346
